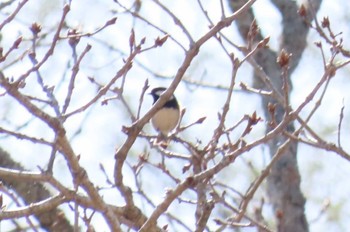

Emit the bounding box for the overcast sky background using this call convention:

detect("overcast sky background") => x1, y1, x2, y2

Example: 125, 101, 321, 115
1, 0, 350, 231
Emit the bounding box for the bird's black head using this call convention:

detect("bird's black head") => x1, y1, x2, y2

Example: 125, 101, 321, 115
150, 87, 179, 109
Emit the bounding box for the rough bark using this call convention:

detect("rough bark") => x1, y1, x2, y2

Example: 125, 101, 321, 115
0, 148, 74, 232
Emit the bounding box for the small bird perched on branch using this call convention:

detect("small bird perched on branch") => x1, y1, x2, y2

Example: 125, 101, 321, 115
149, 87, 180, 143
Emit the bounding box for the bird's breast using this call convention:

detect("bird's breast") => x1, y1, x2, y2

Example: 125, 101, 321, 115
151, 108, 180, 135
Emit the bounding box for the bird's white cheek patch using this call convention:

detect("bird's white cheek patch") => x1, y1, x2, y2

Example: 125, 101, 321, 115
154, 90, 165, 96
151, 108, 180, 135
154, 90, 174, 100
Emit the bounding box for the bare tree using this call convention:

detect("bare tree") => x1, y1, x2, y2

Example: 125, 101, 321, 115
228, 1, 322, 231
0, 0, 350, 231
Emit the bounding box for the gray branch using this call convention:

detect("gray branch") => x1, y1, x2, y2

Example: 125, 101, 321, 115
228, 0, 323, 231
0, 147, 74, 232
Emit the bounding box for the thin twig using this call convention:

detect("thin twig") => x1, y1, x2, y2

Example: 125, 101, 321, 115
337, 100, 345, 148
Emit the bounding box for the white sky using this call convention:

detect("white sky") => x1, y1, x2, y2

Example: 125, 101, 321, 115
1, 0, 350, 231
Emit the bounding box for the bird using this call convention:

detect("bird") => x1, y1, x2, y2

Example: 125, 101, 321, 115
149, 87, 180, 141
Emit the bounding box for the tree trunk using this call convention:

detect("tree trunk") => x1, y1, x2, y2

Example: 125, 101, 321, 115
228, 0, 323, 231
